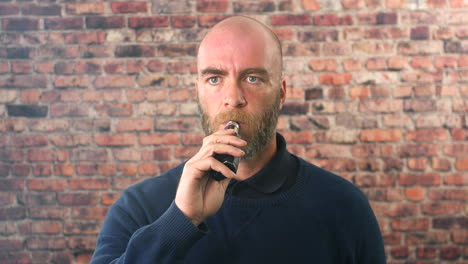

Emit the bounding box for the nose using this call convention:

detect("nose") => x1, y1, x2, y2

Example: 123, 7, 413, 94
223, 81, 246, 108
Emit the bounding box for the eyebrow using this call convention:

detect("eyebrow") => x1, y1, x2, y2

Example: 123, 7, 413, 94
200, 68, 228, 77
200, 67, 270, 78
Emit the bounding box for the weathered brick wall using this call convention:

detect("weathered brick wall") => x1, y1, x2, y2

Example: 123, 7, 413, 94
0, 0, 467, 263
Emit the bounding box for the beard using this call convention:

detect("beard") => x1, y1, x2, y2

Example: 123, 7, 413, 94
198, 93, 281, 160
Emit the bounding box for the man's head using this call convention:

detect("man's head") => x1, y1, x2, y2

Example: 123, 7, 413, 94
196, 16, 286, 159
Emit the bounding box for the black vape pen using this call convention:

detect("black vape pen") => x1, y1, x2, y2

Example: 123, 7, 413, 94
209, 121, 241, 181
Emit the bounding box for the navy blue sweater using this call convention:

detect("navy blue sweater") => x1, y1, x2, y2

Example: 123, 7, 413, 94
91, 157, 386, 263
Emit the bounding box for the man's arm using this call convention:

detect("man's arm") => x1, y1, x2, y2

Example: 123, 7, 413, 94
90, 201, 206, 264
357, 200, 387, 264
91, 129, 245, 263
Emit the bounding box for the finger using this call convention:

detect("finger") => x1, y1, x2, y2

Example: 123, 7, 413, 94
204, 133, 247, 147
198, 143, 245, 159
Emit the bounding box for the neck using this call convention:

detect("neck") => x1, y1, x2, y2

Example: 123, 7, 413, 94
235, 134, 278, 181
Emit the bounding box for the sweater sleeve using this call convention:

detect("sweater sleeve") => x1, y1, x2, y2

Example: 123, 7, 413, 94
90, 201, 207, 264
356, 200, 387, 264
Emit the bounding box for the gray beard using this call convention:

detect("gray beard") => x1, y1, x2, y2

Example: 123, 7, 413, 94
198, 94, 281, 160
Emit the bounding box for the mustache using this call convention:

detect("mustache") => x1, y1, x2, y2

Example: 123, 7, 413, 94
212, 110, 255, 128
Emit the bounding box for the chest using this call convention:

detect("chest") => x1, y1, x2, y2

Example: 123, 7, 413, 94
185, 206, 358, 264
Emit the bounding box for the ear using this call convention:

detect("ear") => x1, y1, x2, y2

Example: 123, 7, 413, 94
279, 78, 286, 109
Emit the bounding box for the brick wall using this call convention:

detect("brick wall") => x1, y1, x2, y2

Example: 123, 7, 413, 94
0, 0, 467, 263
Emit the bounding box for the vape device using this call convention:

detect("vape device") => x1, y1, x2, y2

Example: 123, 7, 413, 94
210, 121, 241, 181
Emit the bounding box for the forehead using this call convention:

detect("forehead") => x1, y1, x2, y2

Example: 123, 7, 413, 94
197, 23, 279, 73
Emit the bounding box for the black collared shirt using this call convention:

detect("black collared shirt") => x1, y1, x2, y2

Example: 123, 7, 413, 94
226, 133, 298, 199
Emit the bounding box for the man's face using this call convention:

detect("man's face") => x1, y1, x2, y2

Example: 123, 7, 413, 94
196, 22, 285, 159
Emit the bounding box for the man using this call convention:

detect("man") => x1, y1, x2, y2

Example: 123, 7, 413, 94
91, 16, 386, 263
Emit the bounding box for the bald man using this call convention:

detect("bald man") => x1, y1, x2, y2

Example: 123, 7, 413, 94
91, 16, 386, 264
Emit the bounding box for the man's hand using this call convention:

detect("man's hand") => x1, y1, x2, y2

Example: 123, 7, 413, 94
175, 129, 246, 226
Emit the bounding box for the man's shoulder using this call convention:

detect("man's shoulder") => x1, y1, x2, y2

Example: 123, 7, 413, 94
111, 162, 185, 214
297, 157, 369, 206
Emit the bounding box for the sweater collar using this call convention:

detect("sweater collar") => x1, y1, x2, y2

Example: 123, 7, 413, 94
233, 133, 294, 195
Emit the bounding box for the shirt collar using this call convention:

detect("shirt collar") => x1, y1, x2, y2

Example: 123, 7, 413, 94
241, 133, 294, 194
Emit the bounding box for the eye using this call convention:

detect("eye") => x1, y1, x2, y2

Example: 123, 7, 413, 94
208, 77, 220, 85
246, 76, 259, 83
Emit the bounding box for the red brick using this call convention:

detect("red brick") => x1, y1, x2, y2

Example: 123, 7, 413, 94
0, 179, 24, 191
411, 26, 430, 40
44, 18, 83, 30
31, 221, 62, 234
72, 149, 108, 162
116, 118, 152, 132
407, 158, 428, 171
104, 61, 125, 74
431, 158, 451, 171
9, 135, 47, 148
27, 179, 67, 191
113, 149, 141, 161
67, 236, 97, 250
50, 105, 88, 117
411, 56, 432, 69
443, 144, 468, 157
342, 58, 362, 71
86, 17, 125, 29
391, 218, 429, 231
390, 246, 409, 258
137, 163, 159, 175
33, 164, 52, 177
50, 134, 90, 148
353, 41, 393, 55
71, 207, 108, 220
399, 173, 441, 186
0, 149, 23, 162
342, 0, 363, 8
440, 246, 461, 260
94, 134, 136, 146
427, 0, 446, 7
117, 164, 137, 176
2, 18, 39, 31
139, 133, 179, 145
111, 2, 147, 13
11, 164, 29, 177
301, 0, 320, 10
53, 164, 74, 177
69, 178, 110, 190
422, 202, 464, 215
405, 187, 426, 201
27, 237, 66, 250
354, 173, 395, 187
147, 60, 165, 72
66, 3, 104, 14
452, 231, 468, 244
361, 129, 401, 142
309, 59, 338, 71
406, 129, 448, 142
0, 4, 20, 15
11, 61, 31, 74
94, 75, 134, 88
94, 104, 133, 117
455, 158, 468, 170
65, 32, 106, 45
20, 90, 40, 103
416, 247, 437, 259
54, 76, 90, 89
58, 193, 98, 206
318, 73, 352, 85
171, 16, 197, 28
444, 173, 466, 185
451, 129, 467, 141
271, 14, 311, 25
1, 75, 47, 89
198, 15, 231, 27
125, 61, 144, 74
0, 238, 23, 251
128, 16, 169, 29
197, 0, 229, 12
